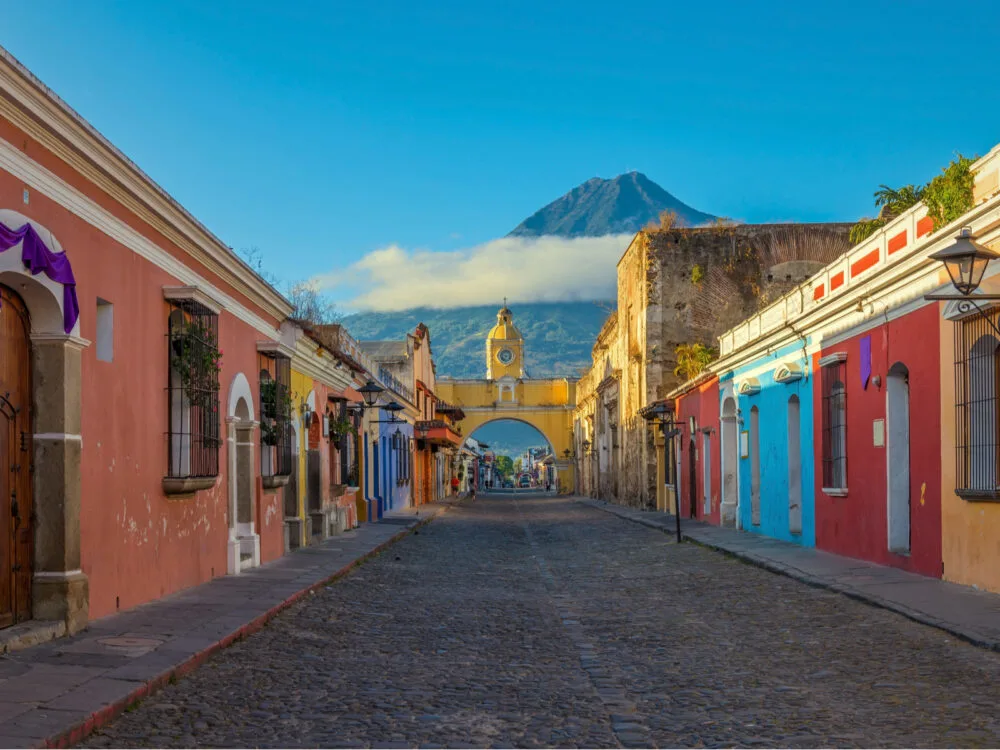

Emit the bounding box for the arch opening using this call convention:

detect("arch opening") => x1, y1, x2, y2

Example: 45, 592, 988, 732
469, 418, 557, 492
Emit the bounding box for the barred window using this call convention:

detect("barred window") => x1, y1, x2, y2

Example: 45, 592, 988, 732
166, 300, 220, 478
955, 311, 1000, 497
821, 356, 847, 490
259, 351, 293, 478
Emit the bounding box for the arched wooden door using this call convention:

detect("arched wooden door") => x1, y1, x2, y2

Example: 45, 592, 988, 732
0, 285, 32, 627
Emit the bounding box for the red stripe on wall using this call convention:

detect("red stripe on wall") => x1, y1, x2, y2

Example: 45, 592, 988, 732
916, 216, 934, 237
850, 249, 880, 277
830, 271, 845, 291
888, 230, 907, 254
813, 284, 825, 301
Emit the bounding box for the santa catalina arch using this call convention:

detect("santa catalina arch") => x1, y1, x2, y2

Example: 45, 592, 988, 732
435, 304, 577, 492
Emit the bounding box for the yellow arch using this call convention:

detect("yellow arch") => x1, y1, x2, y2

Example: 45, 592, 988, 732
436, 377, 577, 493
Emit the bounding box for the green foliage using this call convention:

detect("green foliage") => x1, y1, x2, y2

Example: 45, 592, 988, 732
494, 454, 515, 478
170, 319, 222, 407
849, 217, 887, 245
691, 264, 705, 285
328, 413, 357, 443
260, 379, 292, 446
674, 343, 716, 381
850, 184, 925, 245
923, 154, 975, 230
850, 154, 976, 244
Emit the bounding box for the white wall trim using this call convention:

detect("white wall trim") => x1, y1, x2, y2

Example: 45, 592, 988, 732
33, 432, 82, 441
819, 352, 848, 367
227, 372, 255, 421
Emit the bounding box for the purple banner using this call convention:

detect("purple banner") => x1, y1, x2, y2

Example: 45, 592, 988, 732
0, 220, 79, 334
860, 335, 872, 390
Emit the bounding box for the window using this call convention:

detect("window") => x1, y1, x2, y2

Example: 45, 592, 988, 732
166, 300, 221, 478
821, 356, 848, 491
96, 298, 113, 362
955, 313, 1000, 497
259, 351, 293, 478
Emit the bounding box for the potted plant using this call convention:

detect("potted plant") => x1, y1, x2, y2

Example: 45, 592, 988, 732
328, 413, 357, 443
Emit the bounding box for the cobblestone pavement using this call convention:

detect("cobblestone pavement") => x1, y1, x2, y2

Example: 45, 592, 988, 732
81, 496, 1000, 748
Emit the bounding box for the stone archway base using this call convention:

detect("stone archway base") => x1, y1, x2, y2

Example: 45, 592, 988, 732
31, 333, 89, 633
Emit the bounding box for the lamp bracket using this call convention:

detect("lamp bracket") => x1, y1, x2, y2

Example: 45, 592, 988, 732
926, 293, 1000, 338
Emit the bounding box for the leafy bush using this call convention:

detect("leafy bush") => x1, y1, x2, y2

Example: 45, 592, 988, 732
923, 154, 975, 230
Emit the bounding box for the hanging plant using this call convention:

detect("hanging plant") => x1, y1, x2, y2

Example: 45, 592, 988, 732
328, 413, 357, 443
260, 379, 292, 446
170, 319, 222, 407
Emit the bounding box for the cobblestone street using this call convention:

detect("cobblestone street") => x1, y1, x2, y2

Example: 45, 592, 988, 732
82, 496, 1000, 748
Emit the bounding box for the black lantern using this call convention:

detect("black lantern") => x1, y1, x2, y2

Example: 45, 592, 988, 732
358, 379, 384, 407
929, 229, 1000, 296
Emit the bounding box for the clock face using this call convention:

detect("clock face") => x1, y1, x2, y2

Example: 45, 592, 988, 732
497, 348, 515, 365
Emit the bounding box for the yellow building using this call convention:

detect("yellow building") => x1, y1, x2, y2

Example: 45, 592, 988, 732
436, 304, 577, 492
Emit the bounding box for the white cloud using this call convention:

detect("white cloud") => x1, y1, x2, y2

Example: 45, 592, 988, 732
313, 234, 633, 311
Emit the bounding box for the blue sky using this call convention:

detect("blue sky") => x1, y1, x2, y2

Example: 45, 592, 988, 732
4, 1, 999, 308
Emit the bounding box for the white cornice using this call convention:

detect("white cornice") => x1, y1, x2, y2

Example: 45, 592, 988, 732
256, 340, 296, 360
163, 286, 224, 315
0, 49, 292, 322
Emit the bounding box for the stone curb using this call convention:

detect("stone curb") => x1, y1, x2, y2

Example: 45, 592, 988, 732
574, 497, 1000, 654
41, 509, 446, 749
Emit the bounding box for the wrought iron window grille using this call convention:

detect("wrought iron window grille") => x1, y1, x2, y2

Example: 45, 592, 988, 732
259, 351, 293, 478
166, 300, 221, 479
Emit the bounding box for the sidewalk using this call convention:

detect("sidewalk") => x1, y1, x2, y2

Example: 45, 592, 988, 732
0, 503, 449, 749
575, 496, 1000, 652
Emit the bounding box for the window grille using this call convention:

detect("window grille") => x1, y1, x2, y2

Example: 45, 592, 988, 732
821, 359, 847, 489
166, 300, 220, 478
259, 352, 293, 477
954, 310, 1000, 497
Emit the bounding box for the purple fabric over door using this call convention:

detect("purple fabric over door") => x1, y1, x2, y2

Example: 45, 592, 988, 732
860, 335, 872, 390
0, 220, 79, 334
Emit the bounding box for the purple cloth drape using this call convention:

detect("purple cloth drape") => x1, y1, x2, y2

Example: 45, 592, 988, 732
860, 335, 872, 390
0, 220, 79, 334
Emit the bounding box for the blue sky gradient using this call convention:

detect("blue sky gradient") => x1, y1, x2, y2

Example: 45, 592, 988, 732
4, 1, 998, 301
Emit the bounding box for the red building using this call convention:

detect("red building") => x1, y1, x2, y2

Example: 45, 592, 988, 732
812, 302, 943, 578
671, 374, 722, 525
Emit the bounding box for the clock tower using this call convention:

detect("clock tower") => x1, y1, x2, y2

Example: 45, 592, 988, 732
486, 301, 524, 379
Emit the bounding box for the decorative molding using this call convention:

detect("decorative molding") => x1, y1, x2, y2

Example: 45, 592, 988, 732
773, 363, 804, 384
29, 332, 90, 349
163, 286, 224, 315
737, 378, 760, 395
818, 352, 848, 368
256, 340, 295, 360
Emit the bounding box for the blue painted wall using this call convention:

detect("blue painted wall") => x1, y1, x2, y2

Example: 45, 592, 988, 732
731, 341, 817, 546
377, 409, 413, 512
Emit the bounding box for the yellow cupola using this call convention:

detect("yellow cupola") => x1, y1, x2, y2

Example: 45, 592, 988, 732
486, 300, 524, 379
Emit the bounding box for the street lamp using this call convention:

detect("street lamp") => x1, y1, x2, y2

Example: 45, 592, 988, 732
926, 228, 1000, 337
642, 401, 682, 542
358, 379, 384, 408
929, 229, 1000, 296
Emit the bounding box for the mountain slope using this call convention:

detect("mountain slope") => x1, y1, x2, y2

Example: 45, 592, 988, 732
509, 171, 715, 237
341, 302, 612, 379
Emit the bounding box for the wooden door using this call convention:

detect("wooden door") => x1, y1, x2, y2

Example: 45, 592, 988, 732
0, 285, 32, 627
